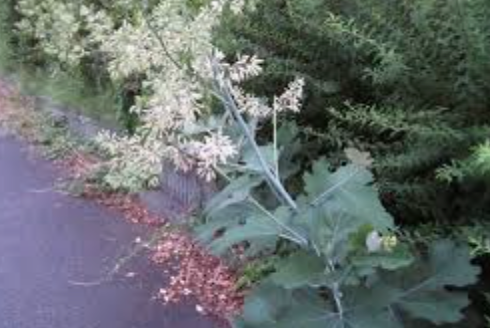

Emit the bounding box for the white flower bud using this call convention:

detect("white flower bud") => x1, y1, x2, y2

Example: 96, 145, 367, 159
366, 231, 383, 253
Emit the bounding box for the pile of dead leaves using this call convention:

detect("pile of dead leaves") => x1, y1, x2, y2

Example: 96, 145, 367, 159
153, 231, 244, 319
0, 79, 54, 143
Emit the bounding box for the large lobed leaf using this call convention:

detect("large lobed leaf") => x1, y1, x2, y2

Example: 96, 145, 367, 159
269, 251, 326, 289
237, 240, 480, 328
299, 160, 395, 259
303, 160, 394, 231
197, 202, 280, 256
204, 175, 264, 217
388, 240, 481, 324
197, 173, 277, 256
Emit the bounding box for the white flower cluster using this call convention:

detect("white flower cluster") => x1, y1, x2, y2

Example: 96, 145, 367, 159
273, 78, 305, 113
95, 131, 165, 191
227, 54, 264, 83
15, 0, 305, 189
95, 0, 242, 186
223, 55, 305, 118
366, 230, 398, 253
185, 133, 238, 181
232, 87, 272, 118
101, 22, 162, 80
16, 0, 114, 66
16, 0, 85, 65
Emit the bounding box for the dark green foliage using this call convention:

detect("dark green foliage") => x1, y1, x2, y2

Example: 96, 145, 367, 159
0, 0, 17, 72
198, 144, 480, 328
1, 0, 137, 129
215, 0, 490, 224
236, 241, 478, 328
114, 79, 141, 133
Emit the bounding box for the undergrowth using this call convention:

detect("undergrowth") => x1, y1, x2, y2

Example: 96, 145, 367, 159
15, 69, 119, 126
3, 0, 490, 326
215, 0, 490, 226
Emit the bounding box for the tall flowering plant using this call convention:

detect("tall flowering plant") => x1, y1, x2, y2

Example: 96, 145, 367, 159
101, 12, 478, 324
14, 2, 481, 327
93, 0, 301, 190
199, 58, 480, 328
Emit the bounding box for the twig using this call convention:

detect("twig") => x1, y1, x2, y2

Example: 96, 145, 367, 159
68, 225, 170, 288
141, 4, 185, 72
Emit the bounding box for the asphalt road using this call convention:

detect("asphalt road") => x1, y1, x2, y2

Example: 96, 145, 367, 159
0, 134, 216, 328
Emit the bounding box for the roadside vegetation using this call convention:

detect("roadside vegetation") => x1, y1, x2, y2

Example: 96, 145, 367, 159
1, 0, 489, 327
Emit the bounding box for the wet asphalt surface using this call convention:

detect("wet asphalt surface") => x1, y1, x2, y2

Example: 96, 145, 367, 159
0, 133, 216, 328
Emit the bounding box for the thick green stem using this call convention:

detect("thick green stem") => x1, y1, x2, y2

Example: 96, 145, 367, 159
214, 166, 308, 246
273, 105, 279, 176
211, 61, 298, 212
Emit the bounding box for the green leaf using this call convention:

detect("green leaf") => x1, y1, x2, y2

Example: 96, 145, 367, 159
276, 121, 300, 147
298, 161, 395, 259
391, 240, 480, 324
303, 161, 394, 231
277, 122, 302, 180
238, 241, 479, 328
241, 283, 293, 326
196, 203, 252, 243
206, 205, 280, 255
345, 147, 374, 168
204, 175, 263, 216
349, 223, 375, 250
199, 203, 304, 257
238, 283, 402, 328
352, 244, 414, 273
399, 291, 469, 324
426, 240, 480, 287
303, 158, 332, 198
241, 144, 276, 173
269, 251, 326, 289
238, 284, 338, 328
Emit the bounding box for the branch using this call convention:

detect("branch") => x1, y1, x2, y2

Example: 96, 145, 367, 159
141, 4, 185, 71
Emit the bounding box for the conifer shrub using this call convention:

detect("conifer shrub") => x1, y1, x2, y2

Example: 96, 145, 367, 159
214, 0, 490, 224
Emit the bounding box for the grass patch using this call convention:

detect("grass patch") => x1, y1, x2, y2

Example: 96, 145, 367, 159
0, 1, 15, 73
15, 68, 120, 127
0, 1, 118, 127
0, 85, 88, 159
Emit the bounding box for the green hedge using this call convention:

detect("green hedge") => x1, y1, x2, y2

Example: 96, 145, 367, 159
215, 0, 490, 225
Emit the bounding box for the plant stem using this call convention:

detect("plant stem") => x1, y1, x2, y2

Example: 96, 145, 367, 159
211, 61, 298, 212
273, 105, 279, 177
142, 5, 185, 72
213, 166, 308, 246
327, 259, 345, 327
332, 282, 345, 328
